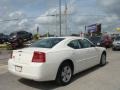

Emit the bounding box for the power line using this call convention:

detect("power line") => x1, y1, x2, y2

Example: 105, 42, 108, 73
0, 18, 19, 22
0, 17, 35, 22
0, 14, 119, 23
0, 15, 57, 23
73, 14, 118, 17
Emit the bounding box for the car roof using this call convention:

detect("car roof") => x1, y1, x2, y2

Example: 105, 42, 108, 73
45, 36, 84, 40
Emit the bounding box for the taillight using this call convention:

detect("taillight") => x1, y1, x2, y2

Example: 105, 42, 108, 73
32, 51, 46, 63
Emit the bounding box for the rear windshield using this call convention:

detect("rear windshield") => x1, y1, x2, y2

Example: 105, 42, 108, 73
30, 38, 64, 48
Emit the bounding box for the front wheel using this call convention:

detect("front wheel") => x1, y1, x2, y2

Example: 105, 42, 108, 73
100, 53, 106, 66
56, 63, 73, 86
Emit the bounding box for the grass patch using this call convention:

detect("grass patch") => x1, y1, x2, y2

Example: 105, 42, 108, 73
0, 43, 12, 50
0, 44, 7, 49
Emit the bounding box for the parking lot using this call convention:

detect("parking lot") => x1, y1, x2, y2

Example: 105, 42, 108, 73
0, 48, 120, 90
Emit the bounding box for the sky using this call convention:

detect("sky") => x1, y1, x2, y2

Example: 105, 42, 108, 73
0, 0, 120, 35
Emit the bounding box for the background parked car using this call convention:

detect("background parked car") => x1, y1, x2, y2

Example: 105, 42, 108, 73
9, 31, 33, 48
0, 33, 9, 44
88, 36, 102, 46
88, 35, 112, 48
112, 36, 120, 50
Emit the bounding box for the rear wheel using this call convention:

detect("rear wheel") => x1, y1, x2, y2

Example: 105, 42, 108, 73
56, 62, 73, 86
100, 53, 106, 66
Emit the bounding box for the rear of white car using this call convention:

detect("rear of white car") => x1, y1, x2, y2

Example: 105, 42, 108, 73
8, 37, 66, 81
8, 48, 57, 81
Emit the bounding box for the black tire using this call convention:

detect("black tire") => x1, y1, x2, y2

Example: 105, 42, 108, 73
56, 62, 73, 86
100, 53, 106, 66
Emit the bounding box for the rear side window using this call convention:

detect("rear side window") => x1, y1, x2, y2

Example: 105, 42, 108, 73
68, 40, 81, 49
31, 38, 64, 48
79, 39, 93, 48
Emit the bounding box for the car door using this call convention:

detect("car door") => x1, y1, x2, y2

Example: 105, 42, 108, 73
78, 39, 99, 69
67, 39, 91, 73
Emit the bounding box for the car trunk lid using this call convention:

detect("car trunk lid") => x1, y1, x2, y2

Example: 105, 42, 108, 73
12, 47, 50, 64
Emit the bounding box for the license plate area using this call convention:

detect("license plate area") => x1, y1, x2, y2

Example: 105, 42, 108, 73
15, 65, 22, 72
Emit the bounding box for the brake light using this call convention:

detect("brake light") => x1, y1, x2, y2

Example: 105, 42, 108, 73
32, 51, 46, 63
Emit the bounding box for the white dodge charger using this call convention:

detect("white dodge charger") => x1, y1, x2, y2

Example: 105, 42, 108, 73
8, 37, 107, 85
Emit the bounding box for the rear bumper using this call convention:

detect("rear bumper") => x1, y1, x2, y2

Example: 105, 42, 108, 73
8, 59, 57, 81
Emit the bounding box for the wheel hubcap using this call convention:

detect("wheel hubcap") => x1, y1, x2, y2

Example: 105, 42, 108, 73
61, 66, 72, 83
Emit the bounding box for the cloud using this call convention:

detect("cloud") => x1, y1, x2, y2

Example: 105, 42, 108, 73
9, 11, 26, 19
35, 3, 75, 24
0, 0, 119, 35
18, 19, 28, 26
99, 0, 115, 6
0, 0, 77, 35
97, 0, 120, 33
98, 0, 120, 17
0, 10, 36, 34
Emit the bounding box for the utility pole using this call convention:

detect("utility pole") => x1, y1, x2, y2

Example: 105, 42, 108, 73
55, 11, 57, 37
59, 0, 62, 36
65, 0, 68, 36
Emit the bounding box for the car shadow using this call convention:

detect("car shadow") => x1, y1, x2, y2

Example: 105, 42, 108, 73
19, 79, 58, 90
71, 62, 108, 83
19, 62, 109, 90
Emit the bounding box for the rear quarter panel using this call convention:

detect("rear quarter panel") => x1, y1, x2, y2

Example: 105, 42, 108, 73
45, 48, 77, 76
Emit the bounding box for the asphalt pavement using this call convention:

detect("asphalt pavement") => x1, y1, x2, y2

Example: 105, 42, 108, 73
0, 50, 11, 65
0, 49, 120, 90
